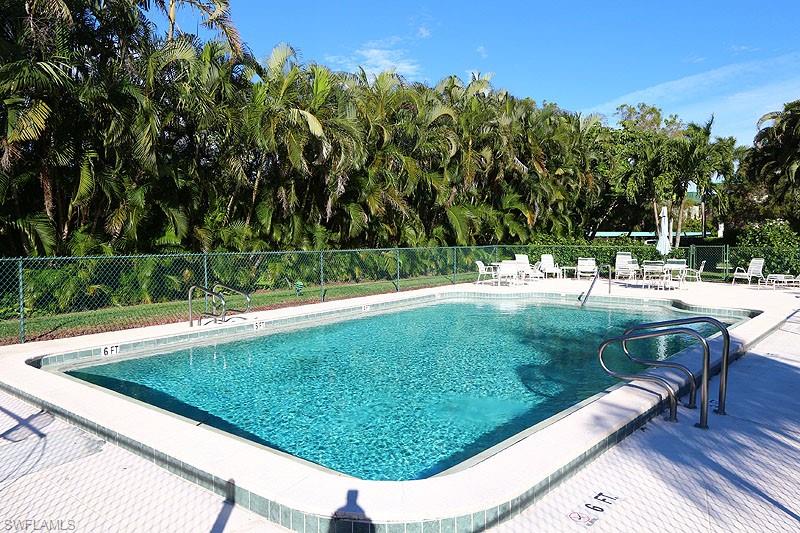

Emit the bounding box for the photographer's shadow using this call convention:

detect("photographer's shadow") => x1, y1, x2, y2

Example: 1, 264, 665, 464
328, 490, 372, 532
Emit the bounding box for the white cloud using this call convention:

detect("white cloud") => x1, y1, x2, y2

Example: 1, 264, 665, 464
325, 48, 421, 78
585, 53, 800, 145
325, 27, 434, 80
730, 44, 760, 53
476, 45, 488, 59
684, 55, 706, 64
363, 35, 404, 48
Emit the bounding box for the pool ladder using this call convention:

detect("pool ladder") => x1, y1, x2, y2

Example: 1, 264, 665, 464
579, 264, 612, 308
598, 316, 731, 429
188, 284, 252, 326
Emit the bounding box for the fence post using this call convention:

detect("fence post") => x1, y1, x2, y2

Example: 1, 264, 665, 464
724, 245, 730, 280
319, 251, 325, 301
203, 252, 209, 312
494, 245, 498, 264
18, 258, 25, 344
689, 245, 696, 270
395, 248, 400, 291
452, 247, 457, 284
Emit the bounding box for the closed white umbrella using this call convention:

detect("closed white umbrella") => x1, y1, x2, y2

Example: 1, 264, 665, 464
656, 206, 671, 256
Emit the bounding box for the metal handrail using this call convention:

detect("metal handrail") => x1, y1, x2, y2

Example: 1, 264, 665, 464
599, 327, 712, 428
623, 316, 731, 415
579, 264, 612, 308
599, 334, 679, 423
579, 270, 600, 308
188, 285, 226, 327
620, 341, 698, 409
211, 283, 252, 313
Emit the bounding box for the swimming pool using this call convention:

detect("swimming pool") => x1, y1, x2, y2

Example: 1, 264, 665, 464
66, 299, 723, 480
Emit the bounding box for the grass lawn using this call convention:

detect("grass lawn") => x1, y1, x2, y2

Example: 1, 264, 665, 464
0, 270, 734, 345
0, 272, 476, 344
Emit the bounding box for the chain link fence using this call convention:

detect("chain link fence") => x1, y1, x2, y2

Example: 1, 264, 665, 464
0, 244, 795, 345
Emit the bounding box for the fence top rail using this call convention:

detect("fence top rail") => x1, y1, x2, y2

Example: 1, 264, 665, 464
0, 244, 714, 263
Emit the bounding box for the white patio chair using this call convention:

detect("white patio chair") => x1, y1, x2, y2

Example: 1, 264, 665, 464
614, 252, 636, 280
642, 260, 665, 289
576, 257, 598, 280
513, 255, 544, 282
664, 259, 688, 289
497, 261, 521, 285
539, 254, 562, 278
474, 260, 497, 285
685, 260, 705, 282
731, 258, 765, 285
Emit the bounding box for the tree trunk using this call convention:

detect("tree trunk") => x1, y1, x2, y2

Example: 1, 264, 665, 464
653, 200, 660, 236
167, 0, 177, 40
701, 201, 706, 238
224, 183, 238, 225
39, 167, 56, 226
245, 169, 262, 226
674, 198, 685, 248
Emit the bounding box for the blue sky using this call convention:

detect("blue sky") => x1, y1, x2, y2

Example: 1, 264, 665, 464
158, 1, 800, 146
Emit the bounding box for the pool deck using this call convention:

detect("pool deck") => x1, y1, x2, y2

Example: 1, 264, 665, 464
0, 388, 286, 532
0, 279, 798, 530
494, 309, 800, 532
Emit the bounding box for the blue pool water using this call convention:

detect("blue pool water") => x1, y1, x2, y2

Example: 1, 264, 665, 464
68, 300, 723, 480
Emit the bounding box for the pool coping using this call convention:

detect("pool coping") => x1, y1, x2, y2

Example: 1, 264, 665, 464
0, 281, 796, 531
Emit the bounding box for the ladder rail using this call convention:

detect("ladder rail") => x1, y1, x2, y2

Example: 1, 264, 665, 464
623, 316, 731, 414
598, 336, 679, 422
599, 326, 712, 428
579, 270, 600, 308
579, 264, 612, 308
188, 285, 226, 327
211, 283, 252, 313
619, 345, 698, 409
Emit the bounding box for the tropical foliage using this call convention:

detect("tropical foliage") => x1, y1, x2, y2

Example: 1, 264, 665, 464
0, 1, 792, 258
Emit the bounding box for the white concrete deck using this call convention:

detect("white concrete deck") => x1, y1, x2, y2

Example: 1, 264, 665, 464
0, 279, 797, 529
494, 309, 800, 532
0, 389, 285, 532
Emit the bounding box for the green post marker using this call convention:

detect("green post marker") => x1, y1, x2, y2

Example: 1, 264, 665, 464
18, 258, 24, 343
319, 251, 325, 301
452, 247, 457, 284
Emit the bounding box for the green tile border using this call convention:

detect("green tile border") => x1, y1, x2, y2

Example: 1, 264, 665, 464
7, 287, 758, 530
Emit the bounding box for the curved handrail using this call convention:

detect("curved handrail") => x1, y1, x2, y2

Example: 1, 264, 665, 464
598, 335, 679, 423
623, 316, 731, 415
620, 341, 698, 409
599, 327, 712, 427
188, 285, 225, 327
211, 283, 252, 313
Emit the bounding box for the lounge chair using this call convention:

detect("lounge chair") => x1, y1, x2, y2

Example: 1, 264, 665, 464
614, 252, 637, 280
576, 257, 598, 280
513, 254, 544, 282
539, 254, 562, 278
685, 260, 705, 282
731, 258, 765, 285
474, 260, 497, 284
496, 260, 522, 285
758, 273, 795, 289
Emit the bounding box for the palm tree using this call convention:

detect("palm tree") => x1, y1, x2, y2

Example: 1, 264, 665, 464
145, 0, 243, 56
750, 100, 800, 205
